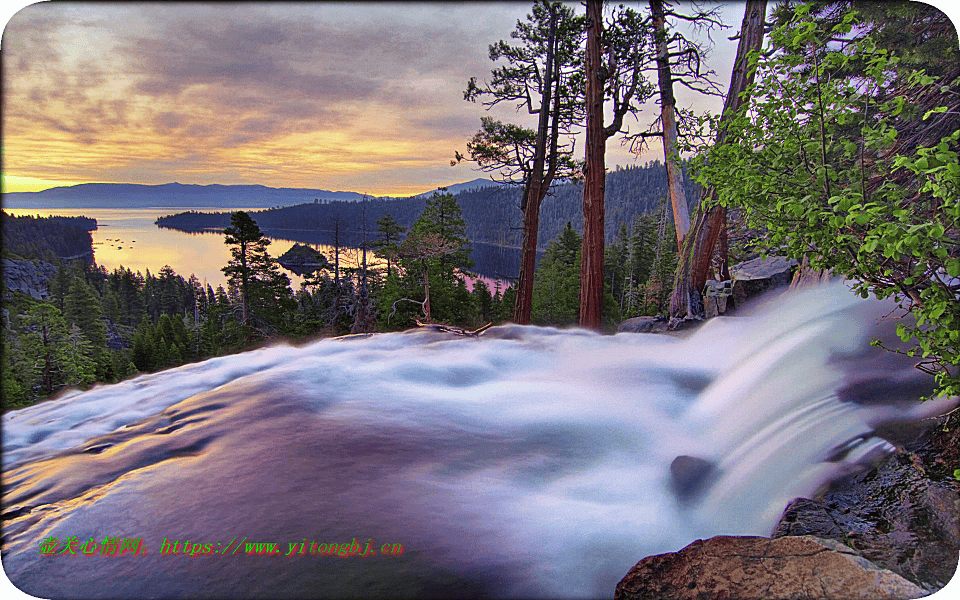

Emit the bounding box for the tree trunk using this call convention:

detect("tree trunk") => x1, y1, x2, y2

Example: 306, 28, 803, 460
422, 259, 431, 322
650, 0, 690, 247
670, 0, 767, 320
239, 240, 249, 325
42, 323, 52, 395
351, 199, 373, 334
513, 5, 558, 325
579, 0, 605, 329
513, 179, 544, 324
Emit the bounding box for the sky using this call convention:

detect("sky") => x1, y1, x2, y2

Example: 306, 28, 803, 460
1, 1, 957, 197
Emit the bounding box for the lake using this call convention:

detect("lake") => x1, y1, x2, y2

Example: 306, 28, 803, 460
3, 206, 525, 292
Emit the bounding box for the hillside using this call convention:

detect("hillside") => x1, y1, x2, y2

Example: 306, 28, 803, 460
156, 161, 701, 249
0, 212, 97, 263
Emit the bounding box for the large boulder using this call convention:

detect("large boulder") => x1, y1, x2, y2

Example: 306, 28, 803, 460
617, 316, 668, 334
729, 255, 797, 308
615, 535, 926, 600
1, 258, 58, 300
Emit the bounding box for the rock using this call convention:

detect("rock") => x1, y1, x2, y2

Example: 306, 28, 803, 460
669, 455, 717, 503
615, 535, 926, 600
618, 316, 667, 333
729, 255, 797, 308
773, 497, 846, 539
703, 279, 732, 318
106, 322, 131, 351
772, 448, 960, 591
1, 258, 58, 300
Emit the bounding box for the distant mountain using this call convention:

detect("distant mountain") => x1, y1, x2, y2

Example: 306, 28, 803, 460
413, 178, 508, 198
1, 179, 523, 210
1, 182, 401, 209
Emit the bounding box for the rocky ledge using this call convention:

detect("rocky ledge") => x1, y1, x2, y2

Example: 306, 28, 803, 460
2, 258, 58, 300
617, 417, 960, 599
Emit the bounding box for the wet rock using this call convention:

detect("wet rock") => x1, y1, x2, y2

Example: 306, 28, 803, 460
774, 497, 846, 539
729, 255, 797, 308
615, 535, 926, 600
772, 448, 960, 591
618, 316, 667, 333
669, 455, 717, 503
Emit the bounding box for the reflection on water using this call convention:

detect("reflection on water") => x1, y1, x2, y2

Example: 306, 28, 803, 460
2, 283, 954, 598
3, 207, 526, 290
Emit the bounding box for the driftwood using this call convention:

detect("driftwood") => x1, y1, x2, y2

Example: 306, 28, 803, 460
414, 321, 494, 337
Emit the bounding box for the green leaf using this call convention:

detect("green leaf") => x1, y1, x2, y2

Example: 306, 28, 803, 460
923, 106, 949, 120
897, 323, 911, 342
947, 260, 960, 278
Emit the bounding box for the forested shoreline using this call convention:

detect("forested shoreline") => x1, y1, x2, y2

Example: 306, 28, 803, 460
1, 212, 97, 263
155, 161, 700, 249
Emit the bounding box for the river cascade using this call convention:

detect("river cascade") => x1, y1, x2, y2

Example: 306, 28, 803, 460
2, 282, 955, 599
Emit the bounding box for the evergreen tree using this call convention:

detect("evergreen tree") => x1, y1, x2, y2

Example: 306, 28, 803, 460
19, 304, 95, 395
373, 213, 405, 277
497, 286, 517, 323
64, 278, 108, 348
132, 315, 156, 372
409, 191, 473, 273
223, 211, 264, 325
63, 324, 97, 387
471, 279, 495, 324
532, 223, 583, 326
380, 192, 475, 327
49, 264, 74, 312
2, 335, 28, 410
460, 0, 585, 324
222, 211, 293, 332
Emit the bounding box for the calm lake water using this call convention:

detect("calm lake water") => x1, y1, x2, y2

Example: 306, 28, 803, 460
3, 206, 522, 292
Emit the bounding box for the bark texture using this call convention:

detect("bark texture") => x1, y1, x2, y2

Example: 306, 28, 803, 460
670, 0, 767, 320
650, 0, 690, 247
513, 7, 559, 325
579, 0, 605, 329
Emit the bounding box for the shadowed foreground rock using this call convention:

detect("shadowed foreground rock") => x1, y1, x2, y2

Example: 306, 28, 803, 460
614, 535, 925, 600
773, 445, 960, 591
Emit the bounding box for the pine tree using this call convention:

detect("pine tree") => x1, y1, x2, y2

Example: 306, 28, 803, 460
410, 191, 473, 274
373, 213, 405, 277
132, 315, 155, 372
64, 278, 108, 348
532, 223, 582, 325
63, 324, 97, 387
222, 211, 293, 332
222, 211, 265, 325
472, 279, 495, 324
460, 1, 585, 324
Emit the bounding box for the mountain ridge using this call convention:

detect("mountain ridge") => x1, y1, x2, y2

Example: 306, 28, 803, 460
4, 178, 511, 210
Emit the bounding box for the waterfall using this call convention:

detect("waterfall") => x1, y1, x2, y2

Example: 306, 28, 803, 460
2, 281, 954, 599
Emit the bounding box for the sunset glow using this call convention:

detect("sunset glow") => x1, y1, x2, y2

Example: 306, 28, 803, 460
0, 2, 753, 197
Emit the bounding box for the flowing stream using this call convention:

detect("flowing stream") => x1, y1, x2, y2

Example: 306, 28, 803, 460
2, 282, 955, 599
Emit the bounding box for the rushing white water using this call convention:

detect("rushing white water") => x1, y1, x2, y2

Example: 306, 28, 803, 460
2, 282, 954, 599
